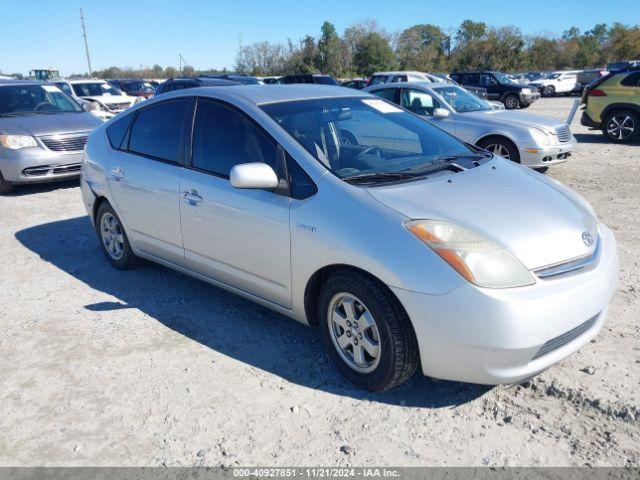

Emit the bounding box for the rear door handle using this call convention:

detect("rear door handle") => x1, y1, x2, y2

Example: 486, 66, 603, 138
110, 167, 125, 180
182, 189, 203, 206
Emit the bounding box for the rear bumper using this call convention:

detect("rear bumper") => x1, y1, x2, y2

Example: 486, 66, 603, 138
519, 138, 577, 168
391, 224, 618, 385
581, 111, 602, 129
0, 148, 83, 183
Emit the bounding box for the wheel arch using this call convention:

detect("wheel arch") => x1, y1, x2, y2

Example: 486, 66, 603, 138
303, 263, 407, 328
474, 134, 521, 163
601, 103, 640, 120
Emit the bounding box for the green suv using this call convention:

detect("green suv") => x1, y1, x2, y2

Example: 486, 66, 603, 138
581, 69, 640, 142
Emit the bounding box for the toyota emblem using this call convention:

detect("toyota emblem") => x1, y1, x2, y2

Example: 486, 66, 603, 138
582, 231, 594, 247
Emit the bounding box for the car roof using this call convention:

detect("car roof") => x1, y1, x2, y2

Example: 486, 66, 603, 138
0, 80, 44, 87
69, 79, 108, 84
179, 84, 367, 105
373, 71, 427, 76
366, 81, 435, 91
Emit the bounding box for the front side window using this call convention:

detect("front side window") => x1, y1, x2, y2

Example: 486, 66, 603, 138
261, 97, 474, 180
314, 76, 338, 85
127, 99, 189, 163
372, 89, 397, 102
0, 85, 82, 115
192, 99, 277, 177
401, 89, 440, 116
434, 86, 492, 113
72, 82, 122, 97
479, 74, 497, 86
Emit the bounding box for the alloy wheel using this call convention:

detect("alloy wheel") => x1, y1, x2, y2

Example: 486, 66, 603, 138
485, 143, 511, 159
327, 293, 381, 374
100, 212, 125, 260
607, 114, 635, 141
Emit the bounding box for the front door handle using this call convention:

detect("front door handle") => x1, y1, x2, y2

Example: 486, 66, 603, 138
182, 189, 203, 206
110, 167, 125, 181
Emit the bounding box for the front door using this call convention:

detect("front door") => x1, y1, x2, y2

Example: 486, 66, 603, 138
107, 98, 191, 265
179, 98, 292, 307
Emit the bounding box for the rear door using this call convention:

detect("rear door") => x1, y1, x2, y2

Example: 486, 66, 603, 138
107, 97, 192, 265
179, 98, 292, 307
479, 73, 500, 100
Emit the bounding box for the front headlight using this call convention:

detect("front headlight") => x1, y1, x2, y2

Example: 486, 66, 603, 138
406, 220, 535, 288
0, 135, 38, 149
521, 88, 531, 95
530, 127, 552, 146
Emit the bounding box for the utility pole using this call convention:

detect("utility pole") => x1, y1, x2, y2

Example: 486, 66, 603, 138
179, 54, 187, 74
80, 8, 92, 75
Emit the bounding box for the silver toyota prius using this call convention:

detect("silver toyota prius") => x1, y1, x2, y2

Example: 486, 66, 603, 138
0, 80, 103, 194
81, 85, 618, 391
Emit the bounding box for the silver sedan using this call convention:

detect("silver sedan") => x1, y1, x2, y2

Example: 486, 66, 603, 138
365, 82, 576, 170
81, 85, 618, 391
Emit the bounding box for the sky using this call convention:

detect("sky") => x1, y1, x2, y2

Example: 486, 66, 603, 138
1, 0, 638, 76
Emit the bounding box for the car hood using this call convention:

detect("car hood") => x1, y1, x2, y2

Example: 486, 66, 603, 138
460, 109, 565, 131
367, 159, 598, 270
0, 112, 103, 136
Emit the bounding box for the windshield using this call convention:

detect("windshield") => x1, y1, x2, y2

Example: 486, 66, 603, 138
495, 73, 518, 85
434, 86, 492, 113
261, 97, 475, 180
72, 82, 121, 97
0, 84, 82, 115
123, 81, 154, 92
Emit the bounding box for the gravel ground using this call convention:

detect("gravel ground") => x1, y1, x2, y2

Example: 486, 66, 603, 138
0, 97, 638, 467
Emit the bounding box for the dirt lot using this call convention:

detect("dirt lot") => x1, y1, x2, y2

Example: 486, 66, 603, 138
0, 97, 638, 467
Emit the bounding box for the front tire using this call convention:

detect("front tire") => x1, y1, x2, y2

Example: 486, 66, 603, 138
0, 172, 13, 195
602, 110, 639, 143
477, 136, 521, 163
96, 202, 138, 269
318, 270, 419, 391
503, 94, 519, 109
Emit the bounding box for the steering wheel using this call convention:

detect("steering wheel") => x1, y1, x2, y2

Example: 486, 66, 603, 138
361, 146, 384, 157
35, 102, 54, 111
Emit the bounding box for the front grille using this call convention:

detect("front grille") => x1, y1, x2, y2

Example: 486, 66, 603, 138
532, 314, 599, 360
23, 163, 82, 177
535, 236, 600, 279
555, 125, 572, 142
105, 102, 130, 111
39, 134, 88, 152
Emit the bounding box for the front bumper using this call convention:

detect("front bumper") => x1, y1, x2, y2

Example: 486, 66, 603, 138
519, 137, 577, 168
0, 147, 83, 184
391, 224, 619, 385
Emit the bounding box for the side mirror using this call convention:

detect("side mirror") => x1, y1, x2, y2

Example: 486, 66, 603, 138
230, 162, 279, 189
433, 108, 450, 118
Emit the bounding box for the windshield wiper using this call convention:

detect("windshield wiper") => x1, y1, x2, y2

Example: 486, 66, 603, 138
402, 153, 491, 175
342, 171, 420, 184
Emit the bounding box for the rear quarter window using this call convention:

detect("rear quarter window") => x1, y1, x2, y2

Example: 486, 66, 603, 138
621, 72, 640, 87
106, 112, 134, 149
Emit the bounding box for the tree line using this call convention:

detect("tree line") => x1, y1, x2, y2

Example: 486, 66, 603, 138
235, 20, 640, 78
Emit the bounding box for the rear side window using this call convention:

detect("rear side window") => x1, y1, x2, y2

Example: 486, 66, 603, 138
128, 99, 189, 163
106, 112, 134, 149
621, 72, 640, 87
191, 99, 278, 177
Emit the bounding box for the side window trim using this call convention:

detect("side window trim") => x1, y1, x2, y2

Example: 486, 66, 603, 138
124, 96, 194, 167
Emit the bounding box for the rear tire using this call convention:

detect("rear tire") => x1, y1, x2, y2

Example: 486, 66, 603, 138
602, 110, 639, 143
477, 136, 521, 163
543, 85, 555, 97
318, 270, 419, 391
0, 172, 13, 195
96, 202, 138, 270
